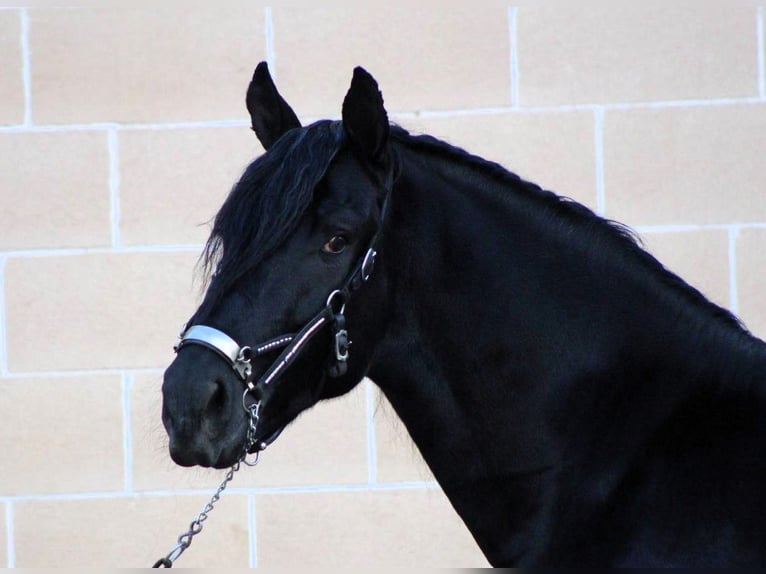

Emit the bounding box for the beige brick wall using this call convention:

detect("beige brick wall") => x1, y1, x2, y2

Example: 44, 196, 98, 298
0, 2, 764, 568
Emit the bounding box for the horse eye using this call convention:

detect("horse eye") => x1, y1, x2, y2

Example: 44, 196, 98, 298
322, 235, 348, 254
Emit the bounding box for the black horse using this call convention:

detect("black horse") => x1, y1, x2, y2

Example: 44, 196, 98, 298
162, 62, 766, 567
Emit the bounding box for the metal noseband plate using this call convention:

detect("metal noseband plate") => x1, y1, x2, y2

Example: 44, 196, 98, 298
176, 325, 242, 365
175, 325, 252, 379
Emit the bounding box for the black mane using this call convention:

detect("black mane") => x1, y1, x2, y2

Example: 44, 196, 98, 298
200, 120, 345, 301
390, 125, 747, 335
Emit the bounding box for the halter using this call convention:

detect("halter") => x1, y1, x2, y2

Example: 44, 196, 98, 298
173, 190, 390, 451
155, 224, 384, 568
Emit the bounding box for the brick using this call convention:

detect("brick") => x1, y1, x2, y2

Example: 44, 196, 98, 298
518, 4, 759, 105
272, 0, 511, 117
0, 375, 123, 495
0, 11, 23, 125
737, 229, 766, 339
604, 105, 766, 226
30, 5, 264, 124
641, 230, 731, 310
402, 110, 597, 210
374, 391, 433, 483
0, 131, 110, 250
5, 251, 199, 371
131, 374, 368, 490
14, 494, 250, 567
119, 127, 258, 246
256, 489, 489, 568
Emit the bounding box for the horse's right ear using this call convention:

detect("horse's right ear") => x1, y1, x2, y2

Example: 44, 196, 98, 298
246, 61, 301, 150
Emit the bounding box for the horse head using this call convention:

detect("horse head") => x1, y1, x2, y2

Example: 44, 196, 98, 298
161, 63, 394, 468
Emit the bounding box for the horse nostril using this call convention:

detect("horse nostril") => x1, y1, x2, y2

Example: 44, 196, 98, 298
205, 380, 227, 415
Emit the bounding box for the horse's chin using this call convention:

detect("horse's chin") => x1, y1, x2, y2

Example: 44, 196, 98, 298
209, 439, 248, 469
210, 454, 238, 469
203, 423, 288, 469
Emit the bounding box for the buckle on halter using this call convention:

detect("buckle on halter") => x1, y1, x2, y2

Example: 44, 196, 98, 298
233, 346, 253, 380
328, 327, 349, 378
334, 329, 350, 362
361, 248, 377, 282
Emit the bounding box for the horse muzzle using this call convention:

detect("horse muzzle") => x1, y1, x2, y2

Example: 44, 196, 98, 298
161, 352, 252, 468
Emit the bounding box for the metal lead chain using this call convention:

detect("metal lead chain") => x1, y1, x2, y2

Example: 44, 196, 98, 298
243, 399, 262, 467
152, 400, 262, 568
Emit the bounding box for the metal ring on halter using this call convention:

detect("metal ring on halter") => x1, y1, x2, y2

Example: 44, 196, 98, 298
242, 388, 258, 413
326, 289, 347, 315
237, 346, 253, 363
243, 450, 261, 467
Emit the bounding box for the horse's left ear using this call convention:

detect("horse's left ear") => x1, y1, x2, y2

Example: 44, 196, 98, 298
246, 61, 301, 150
342, 67, 389, 165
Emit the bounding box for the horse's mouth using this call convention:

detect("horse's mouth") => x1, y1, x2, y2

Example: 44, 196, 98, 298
168, 436, 220, 468
167, 424, 253, 469
201, 423, 287, 469
208, 440, 249, 469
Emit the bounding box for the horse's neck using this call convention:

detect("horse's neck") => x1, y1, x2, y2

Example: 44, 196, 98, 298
375, 144, 766, 420
368, 144, 766, 564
